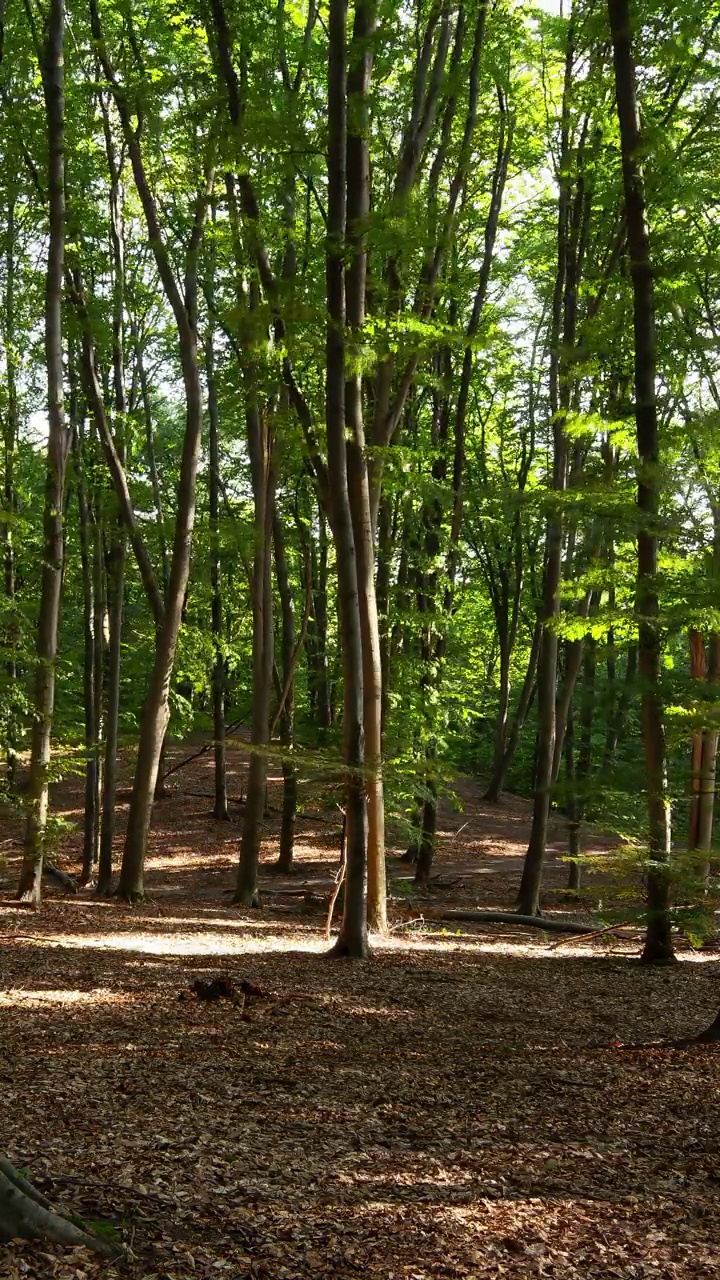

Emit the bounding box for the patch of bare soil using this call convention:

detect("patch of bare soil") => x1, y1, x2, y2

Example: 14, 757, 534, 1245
0, 743, 718, 1279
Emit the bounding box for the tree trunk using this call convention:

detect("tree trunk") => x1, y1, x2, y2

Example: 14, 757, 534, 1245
98, 529, 124, 893
345, 0, 386, 934
488, 631, 511, 798
688, 628, 719, 879
518, 27, 575, 915
206, 329, 229, 821
313, 509, 331, 730
608, 0, 674, 964
326, 0, 368, 958
566, 637, 596, 890
273, 510, 297, 873
17, 0, 70, 906
234, 392, 274, 906
485, 617, 541, 801
98, 127, 127, 895
74, 425, 100, 886
688, 628, 707, 853
414, 771, 438, 888
89, 0, 212, 900
117, 340, 205, 900
3, 193, 19, 787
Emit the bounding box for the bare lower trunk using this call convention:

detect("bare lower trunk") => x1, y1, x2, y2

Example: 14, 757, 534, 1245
76, 432, 100, 886
485, 617, 541, 802
18, 0, 70, 906
518, 27, 575, 915
206, 330, 229, 820
90, 0, 212, 901
234, 396, 274, 907
608, 0, 673, 964
326, 0, 368, 958
489, 637, 511, 798
413, 772, 437, 888
345, 0, 385, 933
273, 511, 297, 873
98, 531, 124, 893
3, 195, 19, 787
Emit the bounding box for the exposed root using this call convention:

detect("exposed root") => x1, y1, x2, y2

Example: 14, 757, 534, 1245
0, 1159, 120, 1257
232, 888, 263, 908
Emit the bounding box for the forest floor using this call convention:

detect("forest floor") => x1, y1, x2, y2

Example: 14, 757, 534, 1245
0, 741, 719, 1280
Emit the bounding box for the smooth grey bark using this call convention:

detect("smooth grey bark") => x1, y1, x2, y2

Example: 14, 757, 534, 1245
345, 0, 386, 932
206, 327, 229, 821
2, 191, 19, 786
17, 0, 71, 905
234, 390, 275, 907
73, 420, 102, 886
608, 0, 674, 964
98, 106, 127, 895
518, 27, 575, 916
273, 509, 297, 873
326, 0, 368, 957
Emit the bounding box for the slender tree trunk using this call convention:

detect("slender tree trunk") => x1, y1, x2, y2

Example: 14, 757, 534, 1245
117, 332, 205, 901
608, 0, 674, 964
206, 329, 229, 820
604, 642, 637, 769
326, 0, 368, 957
234, 395, 274, 906
3, 193, 19, 787
273, 510, 297, 873
74, 424, 100, 886
98, 126, 127, 895
376, 491, 395, 739
518, 28, 574, 915
313, 509, 331, 730
485, 617, 541, 801
489, 632, 511, 797
98, 531, 124, 893
688, 628, 706, 854
688, 628, 719, 879
566, 637, 596, 890
346, 0, 386, 933
17, 0, 70, 906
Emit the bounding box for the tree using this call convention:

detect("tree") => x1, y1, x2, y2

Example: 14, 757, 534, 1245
607, 0, 674, 964
17, 0, 71, 906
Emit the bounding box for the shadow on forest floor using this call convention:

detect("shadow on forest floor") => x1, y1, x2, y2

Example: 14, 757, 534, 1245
0, 742, 718, 1279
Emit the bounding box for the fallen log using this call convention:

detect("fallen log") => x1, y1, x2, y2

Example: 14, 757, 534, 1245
418, 909, 597, 935
44, 862, 78, 894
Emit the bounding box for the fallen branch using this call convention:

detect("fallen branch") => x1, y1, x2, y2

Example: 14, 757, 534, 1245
417, 909, 598, 935
548, 919, 635, 949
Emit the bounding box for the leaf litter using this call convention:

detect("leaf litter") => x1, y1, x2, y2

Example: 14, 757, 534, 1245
0, 743, 718, 1279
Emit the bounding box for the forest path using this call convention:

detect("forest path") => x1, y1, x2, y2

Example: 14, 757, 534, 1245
0, 743, 718, 1280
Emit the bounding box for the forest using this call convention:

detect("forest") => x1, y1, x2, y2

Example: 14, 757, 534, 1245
0, 0, 719, 1273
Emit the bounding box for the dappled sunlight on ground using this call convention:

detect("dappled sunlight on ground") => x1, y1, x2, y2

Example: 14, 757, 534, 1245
0, 741, 718, 1279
